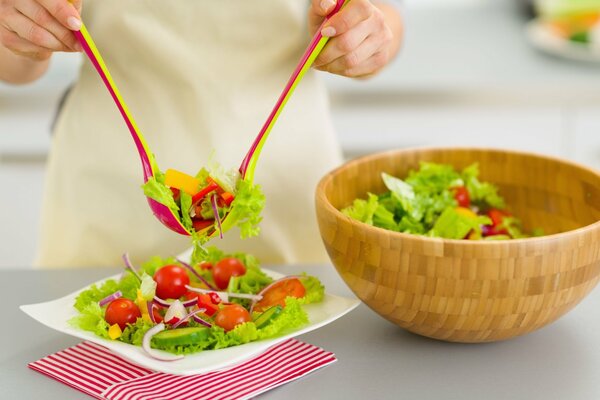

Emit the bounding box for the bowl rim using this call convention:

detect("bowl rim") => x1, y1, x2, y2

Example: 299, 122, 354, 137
316, 146, 600, 246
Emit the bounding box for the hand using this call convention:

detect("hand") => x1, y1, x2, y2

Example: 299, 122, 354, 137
309, 0, 400, 78
0, 0, 82, 61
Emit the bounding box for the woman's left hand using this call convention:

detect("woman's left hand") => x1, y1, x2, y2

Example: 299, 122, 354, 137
308, 0, 402, 78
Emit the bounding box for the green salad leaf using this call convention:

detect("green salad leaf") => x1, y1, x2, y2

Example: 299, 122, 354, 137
341, 162, 537, 240
69, 302, 111, 339
341, 193, 379, 225
228, 179, 266, 239
431, 208, 491, 239
141, 170, 180, 216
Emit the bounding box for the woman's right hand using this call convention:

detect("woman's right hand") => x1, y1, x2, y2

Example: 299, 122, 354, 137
0, 0, 82, 61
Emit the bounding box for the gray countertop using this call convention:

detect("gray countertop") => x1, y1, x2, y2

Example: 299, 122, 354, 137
2, 265, 600, 400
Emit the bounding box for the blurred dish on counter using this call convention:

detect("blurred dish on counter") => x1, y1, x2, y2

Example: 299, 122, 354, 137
526, 0, 600, 62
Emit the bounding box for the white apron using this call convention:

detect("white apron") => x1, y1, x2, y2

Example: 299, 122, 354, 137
36, 0, 343, 268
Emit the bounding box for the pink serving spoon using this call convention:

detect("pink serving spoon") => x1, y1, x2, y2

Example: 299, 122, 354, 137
73, 0, 347, 236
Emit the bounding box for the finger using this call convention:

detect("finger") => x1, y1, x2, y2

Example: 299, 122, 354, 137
314, 17, 371, 67
15, 0, 80, 50
37, 0, 81, 31
308, 0, 337, 35
310, 0, 337, 17
328, 50, 390, 78
4, 10, 70, 51
0, 26, 52, 60
321, 0, 373, 38
71, 0, 82, 14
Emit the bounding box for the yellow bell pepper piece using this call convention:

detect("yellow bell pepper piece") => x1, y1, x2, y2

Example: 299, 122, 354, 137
108, 323, 122, 340
136, 289, 152, 323
455, 207, 478, 220
165, 169, 201, 196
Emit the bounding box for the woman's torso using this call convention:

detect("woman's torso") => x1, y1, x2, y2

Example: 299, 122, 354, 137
36, 0, 343, 268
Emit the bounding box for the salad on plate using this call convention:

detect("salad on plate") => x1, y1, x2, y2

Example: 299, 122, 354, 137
342, 162, 543, 240
70, 247, 325, 361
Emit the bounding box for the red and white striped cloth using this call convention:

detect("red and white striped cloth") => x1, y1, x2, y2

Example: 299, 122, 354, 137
28, 339, 336, 400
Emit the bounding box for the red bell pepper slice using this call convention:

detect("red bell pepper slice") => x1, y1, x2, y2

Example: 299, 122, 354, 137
193, 218, 214, 232
191, 182, 219, 205
197, 293, 219, 316
220, 192, 235, 207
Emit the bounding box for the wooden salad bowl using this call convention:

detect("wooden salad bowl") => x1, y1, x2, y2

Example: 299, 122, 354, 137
316, 148, 600, 343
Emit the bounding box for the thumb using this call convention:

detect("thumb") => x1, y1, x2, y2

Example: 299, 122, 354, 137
69, 0, 83, 16
308, 0, 337, 35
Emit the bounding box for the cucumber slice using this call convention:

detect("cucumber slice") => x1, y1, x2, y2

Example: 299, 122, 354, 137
152, 327, 210, 347
254, 305, 283, 329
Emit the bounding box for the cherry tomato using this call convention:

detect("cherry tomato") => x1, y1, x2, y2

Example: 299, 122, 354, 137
212, 258, 246, 290
105, 299, 141, 330
453, 186, 470, 208
153, 264, 190, 300
254, 279, 306, 312
170, 187, 180, 201
214, 304, 251, 332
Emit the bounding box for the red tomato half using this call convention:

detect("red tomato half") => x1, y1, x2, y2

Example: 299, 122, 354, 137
254, 279, 306, 312
105, 299, 141, 330
453, 186, 471, 208
153, 264, 190, 300
212, 258, 246, 290
214, 304, 251, 332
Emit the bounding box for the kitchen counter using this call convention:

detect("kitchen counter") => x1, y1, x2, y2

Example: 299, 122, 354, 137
2, 264, 600, 399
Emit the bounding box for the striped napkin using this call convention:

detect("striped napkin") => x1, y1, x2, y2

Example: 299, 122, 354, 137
29, 339, 336, 400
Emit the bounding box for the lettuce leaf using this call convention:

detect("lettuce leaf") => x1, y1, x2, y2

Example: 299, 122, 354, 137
431, 208, 491, 239
341, 193, 378, 225
462, 163, 505, 209
179, 191, 194, 233
69, 302, 111, 339
120, 318, 154, 345
140, 256, 177, 276
73, 273, 140, 312
228, 179, 266, 239
141, 170, 180, 216
300, 275, 325, 304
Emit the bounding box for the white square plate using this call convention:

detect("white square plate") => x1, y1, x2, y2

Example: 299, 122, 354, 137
20, 268, 359, 375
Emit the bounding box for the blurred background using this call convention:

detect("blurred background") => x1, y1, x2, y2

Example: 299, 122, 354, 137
1, 0, 600, 268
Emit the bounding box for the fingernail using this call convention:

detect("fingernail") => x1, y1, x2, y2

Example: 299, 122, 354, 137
67, 16, 82, 31
321, 26, 336, 37
320, 0, 336, 11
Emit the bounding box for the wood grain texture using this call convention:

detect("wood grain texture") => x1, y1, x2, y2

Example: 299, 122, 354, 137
316, 147, 600, 343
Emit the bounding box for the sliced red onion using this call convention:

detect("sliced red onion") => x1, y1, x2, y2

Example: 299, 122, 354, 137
176, 258, 217, 291
172, 308, 207, 329
142, 323, 184, 362
122, 253, 141, 282
185, 285, 261, 302
147, 301, 157, 324
153, 296, 197, 309
249, 275, 304, 313
210, 194, 223, 239
98, 291, 122, 307
192, 314, 213, 328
